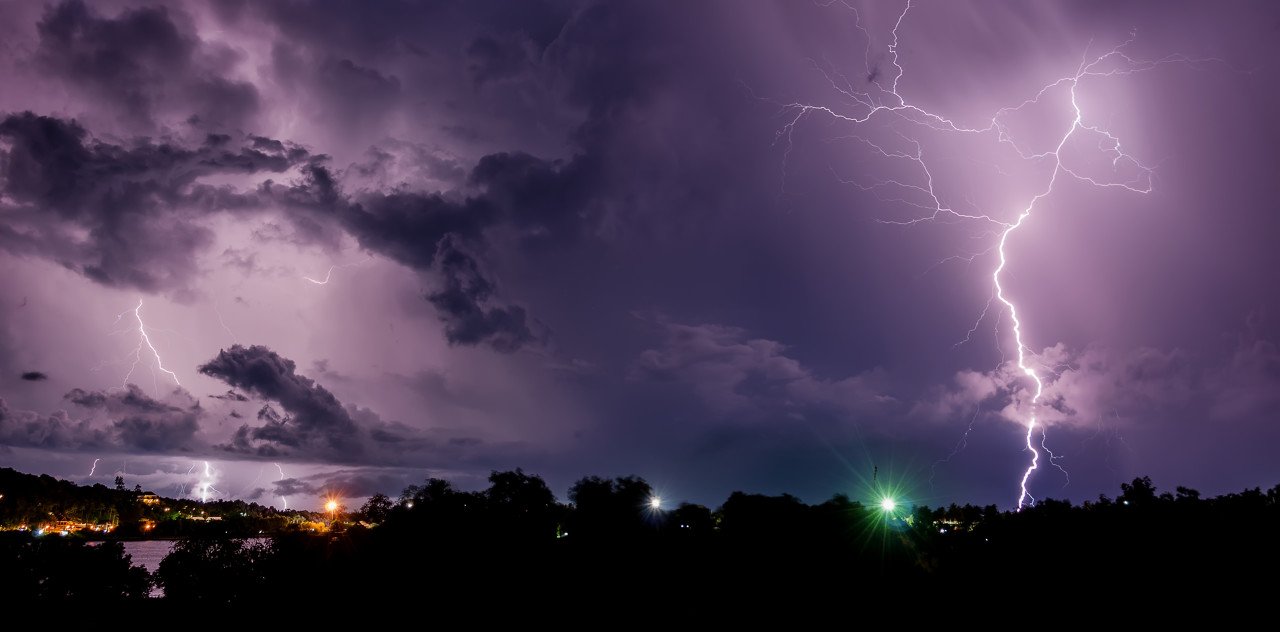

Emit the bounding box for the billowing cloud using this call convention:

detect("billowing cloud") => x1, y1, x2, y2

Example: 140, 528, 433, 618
65, 385, 203, 452
427, 236, 538, 351
635, 320, 893, 420
196, 345, 511, 466
34, 0, 259, 131
0, 0, 1278, 508
0, 397, 106, 450
0, 385, 201, 452
918, 328, 1280, 431
198, 345, 363, 455
0, 112, 312, 297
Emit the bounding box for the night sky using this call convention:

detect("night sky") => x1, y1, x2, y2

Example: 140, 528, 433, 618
1, 0, 1277, 511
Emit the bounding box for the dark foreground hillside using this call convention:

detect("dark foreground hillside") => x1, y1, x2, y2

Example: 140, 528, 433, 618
2, 469, 1277, 603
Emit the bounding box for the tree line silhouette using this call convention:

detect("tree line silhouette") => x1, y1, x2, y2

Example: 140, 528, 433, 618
2, 468, 1277, 602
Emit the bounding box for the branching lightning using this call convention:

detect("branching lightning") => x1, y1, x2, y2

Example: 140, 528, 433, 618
196, 460, 221, 503
773, 0, 1221, 509
303, 266, 337, 285
303, 257, 372, 286
110, 299, 181, 394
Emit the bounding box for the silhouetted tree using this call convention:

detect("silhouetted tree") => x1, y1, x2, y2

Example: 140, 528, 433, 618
157, 538, 271, 604
0, 535, 150, 600
1119, 476, 1157, 506
1175, 486, 1201, 502
359, 493, 393, 524
669, 502, 714, 536
486, 469, 558, 541
567, 475, 654, 541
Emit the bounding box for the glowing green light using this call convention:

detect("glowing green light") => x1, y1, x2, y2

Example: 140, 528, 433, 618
879, 497, 896, 512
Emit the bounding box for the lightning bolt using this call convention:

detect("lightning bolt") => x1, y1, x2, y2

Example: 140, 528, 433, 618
770, 0, 1226, 509
114, 299, 181, 393
303, 266, 336, 285
303, 256, 373, 286
88, 458, 100, 478
213, 302, 236, 341
929, 407, 980, 490
274, 463, 288, 510
197, 460, 221, 503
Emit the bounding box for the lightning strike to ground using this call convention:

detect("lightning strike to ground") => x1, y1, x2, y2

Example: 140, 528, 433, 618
275, 463, 289, 510
773, 0, 1220, 509
196, 460, 221, 503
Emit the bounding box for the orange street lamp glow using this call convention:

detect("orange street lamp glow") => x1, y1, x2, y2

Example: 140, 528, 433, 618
325, 500, 338, 513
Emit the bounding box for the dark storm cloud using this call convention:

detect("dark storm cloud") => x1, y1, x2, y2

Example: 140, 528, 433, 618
428, 236, 538, 352
198, 345, 362, 453
64, 385, 202, 452
5, 0, 684, 352
272, 470, 408, 498
208, 390, 249, 402
315, 58, 402, 120
34, 0, 259, 131
20, 371, 47, 381
635, 320, 894, 420
271, 155, 568, 352
467, 35, 531, 87
0, 112, 312, 296
194, 346, 533, 471
0, 385, 200, 452
0, 397, 105, 450
272, 477, 315, 497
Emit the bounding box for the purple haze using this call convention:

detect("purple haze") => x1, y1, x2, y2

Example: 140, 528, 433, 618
0, 0, 1277, 510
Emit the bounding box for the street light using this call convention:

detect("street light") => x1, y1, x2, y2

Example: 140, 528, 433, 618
324, 498, 339, 530
649, 496, 662, 510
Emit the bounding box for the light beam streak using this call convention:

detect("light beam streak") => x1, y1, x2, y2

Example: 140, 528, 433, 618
770, 0, 1224, 509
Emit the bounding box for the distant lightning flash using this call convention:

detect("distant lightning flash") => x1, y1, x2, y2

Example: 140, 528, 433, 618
275, 463, 289, 510
88, 458, 100, 478
303, 266, 336, 285
774, 0, 1222, 509
197, 461, 221, 503
303, 257, 372, 286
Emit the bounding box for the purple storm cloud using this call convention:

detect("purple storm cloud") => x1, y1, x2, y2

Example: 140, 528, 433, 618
0, 0, 1277, 510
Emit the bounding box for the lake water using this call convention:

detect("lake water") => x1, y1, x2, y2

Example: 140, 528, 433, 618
106, 539, 268, 597
121, 540, 177, 573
